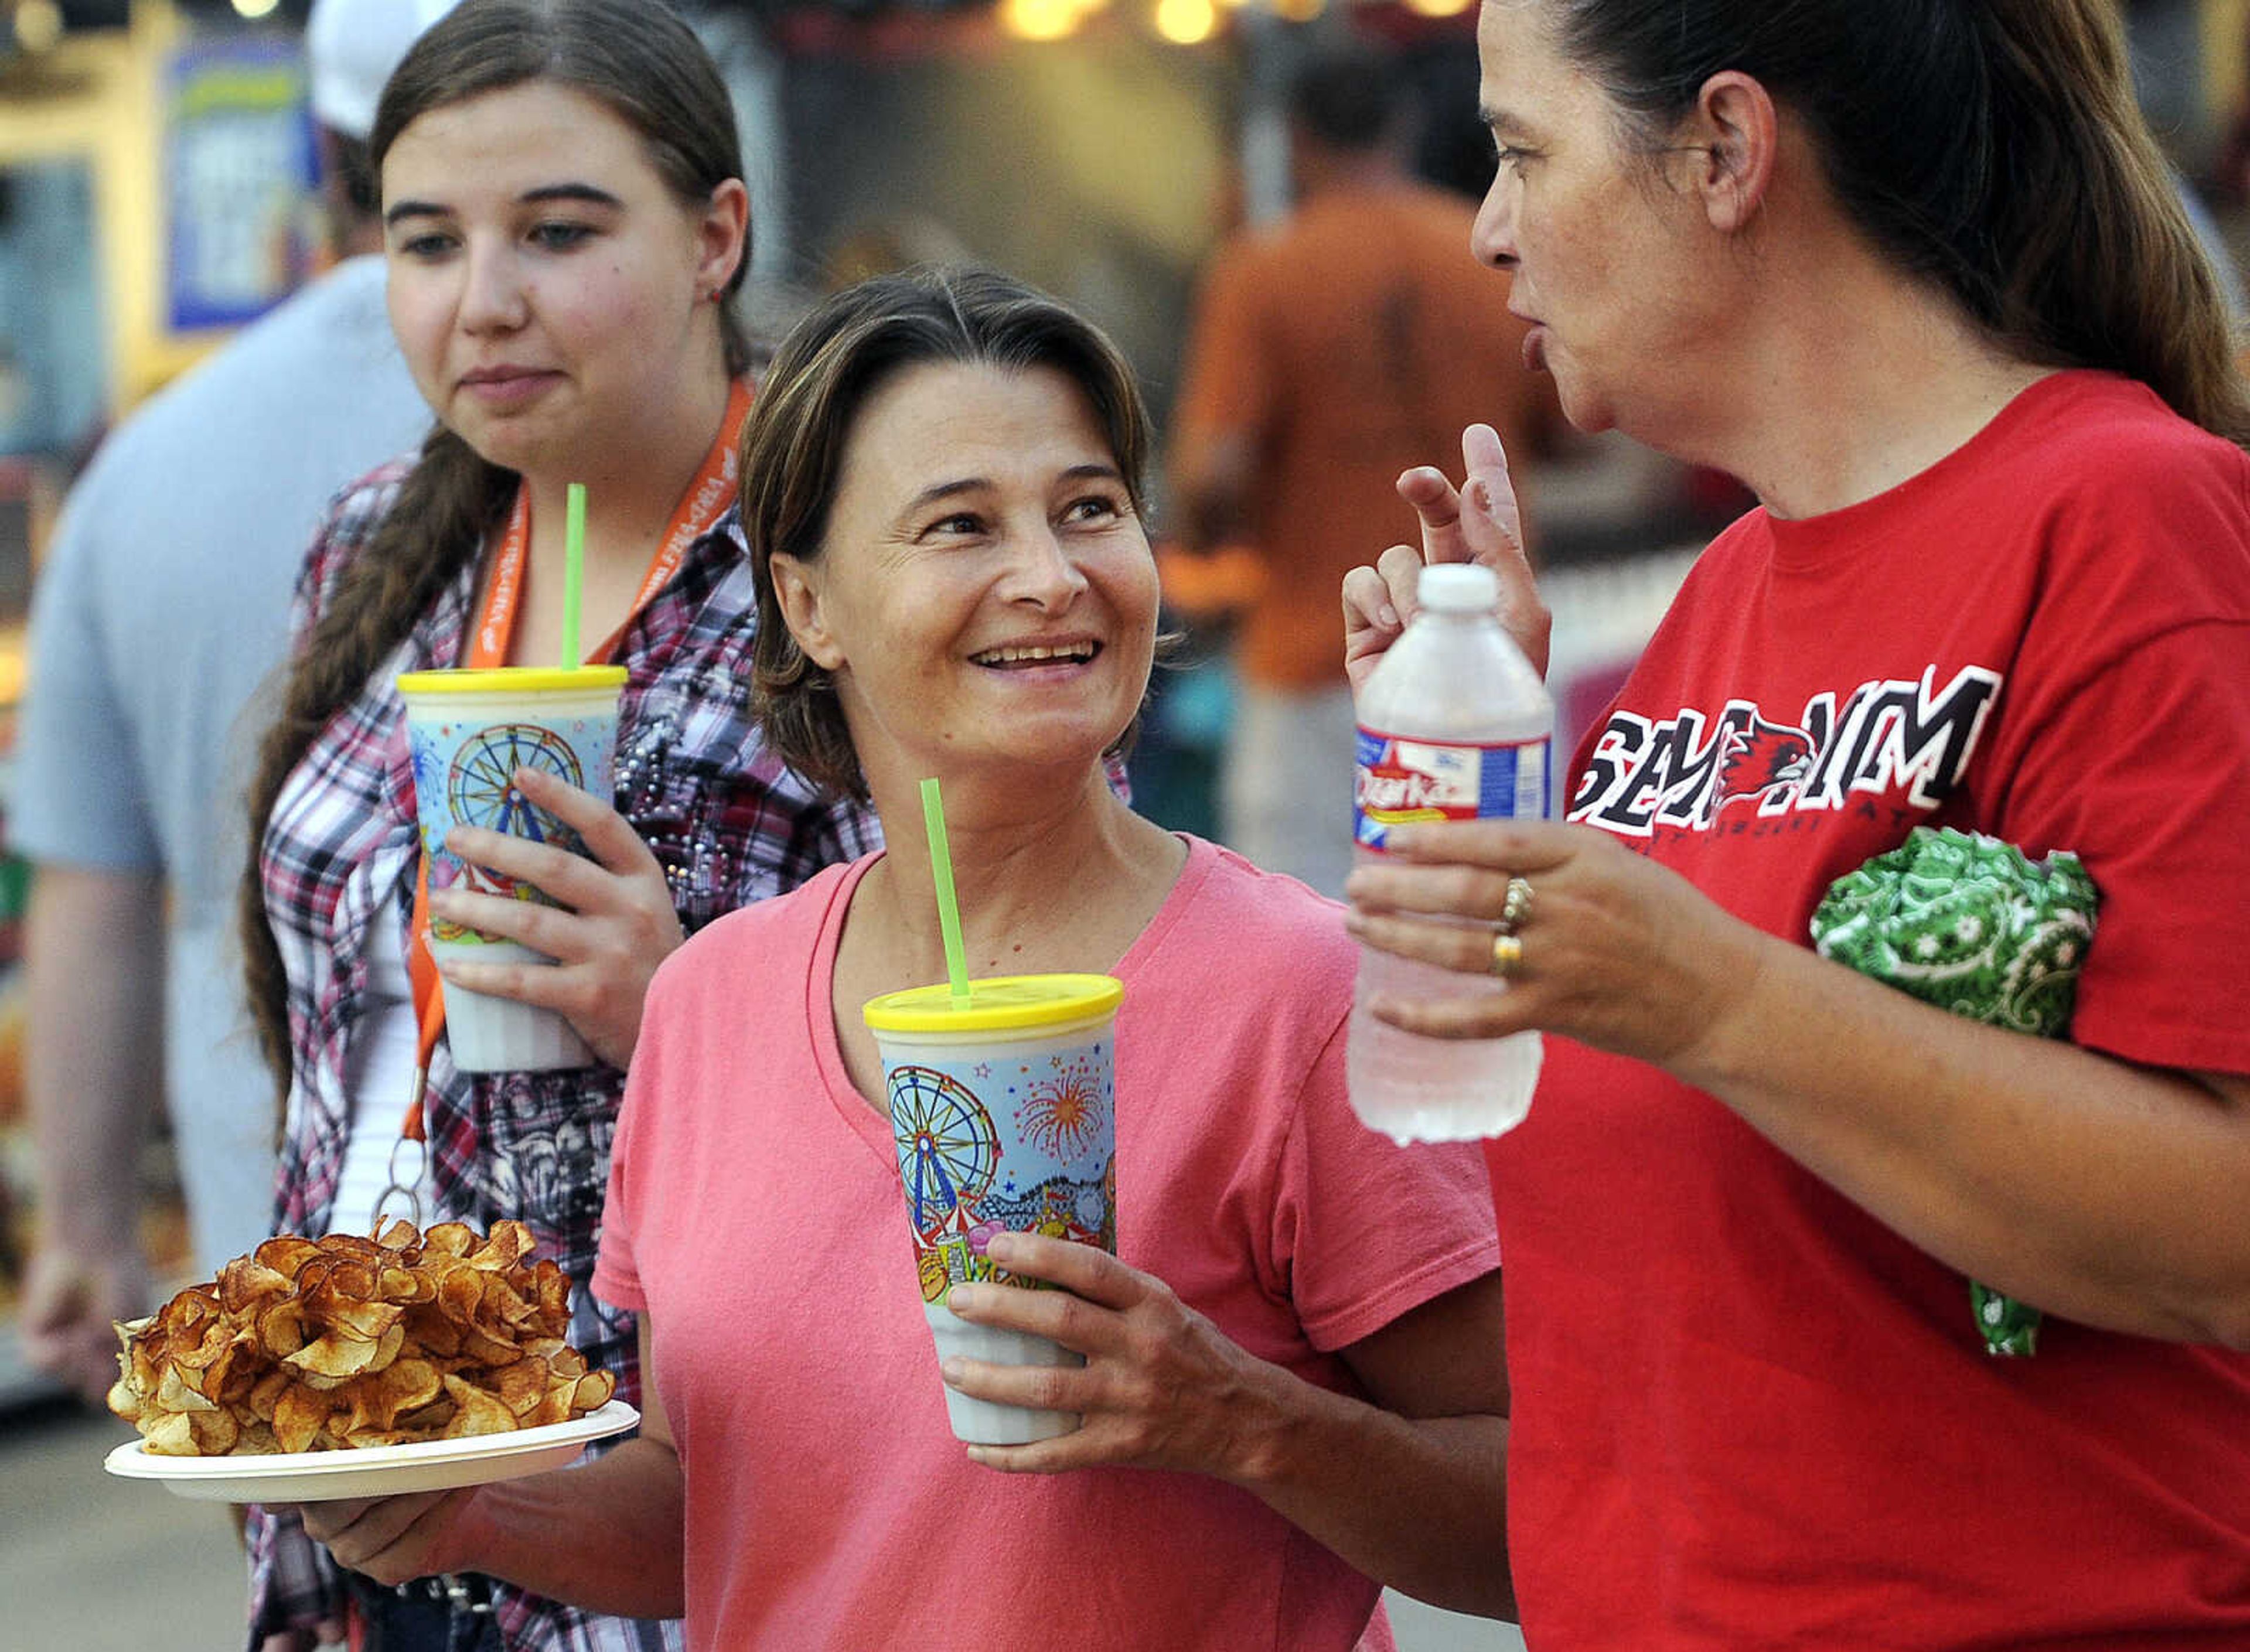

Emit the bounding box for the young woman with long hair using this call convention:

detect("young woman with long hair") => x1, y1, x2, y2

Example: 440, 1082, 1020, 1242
239, 4, 872, 1646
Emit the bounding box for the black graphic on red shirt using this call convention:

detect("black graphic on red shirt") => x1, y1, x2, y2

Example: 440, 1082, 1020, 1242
1567, 665, 2002, 836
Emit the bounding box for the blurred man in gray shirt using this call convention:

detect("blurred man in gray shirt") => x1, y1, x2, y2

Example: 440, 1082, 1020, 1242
13, 0, 449, 1402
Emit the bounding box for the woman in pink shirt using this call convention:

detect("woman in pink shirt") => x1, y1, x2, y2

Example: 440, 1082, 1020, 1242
300, 267, 1513, 1647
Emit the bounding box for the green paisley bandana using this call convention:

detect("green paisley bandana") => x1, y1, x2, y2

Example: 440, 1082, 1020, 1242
1810, 826, 2099, 1356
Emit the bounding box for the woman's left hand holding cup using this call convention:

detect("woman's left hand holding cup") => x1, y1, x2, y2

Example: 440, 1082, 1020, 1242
428, 764, 683, 1069
940, 1231, 1287, 1483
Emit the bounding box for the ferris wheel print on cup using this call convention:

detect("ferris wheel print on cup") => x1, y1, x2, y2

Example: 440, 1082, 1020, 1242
396, 665, 628, 1073
862, 974, 1122, 1446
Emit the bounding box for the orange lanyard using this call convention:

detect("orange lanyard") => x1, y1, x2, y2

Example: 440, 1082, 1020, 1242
394, 382, 751, 1141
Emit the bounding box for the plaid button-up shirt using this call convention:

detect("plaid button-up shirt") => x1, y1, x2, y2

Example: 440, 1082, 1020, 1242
246, 459, 878, 1651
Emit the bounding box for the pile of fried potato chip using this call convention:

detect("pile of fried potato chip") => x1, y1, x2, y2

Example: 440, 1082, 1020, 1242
108, 1218, 615, 1456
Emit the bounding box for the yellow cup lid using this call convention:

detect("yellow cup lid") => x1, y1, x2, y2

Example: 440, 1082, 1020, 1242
397, 665, 629, 696
862, 972, 1123, 1034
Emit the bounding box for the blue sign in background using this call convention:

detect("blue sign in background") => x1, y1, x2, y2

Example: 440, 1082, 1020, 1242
165, 39, 317, 333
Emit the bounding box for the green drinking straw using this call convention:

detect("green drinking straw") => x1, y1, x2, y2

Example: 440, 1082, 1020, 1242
919, 776, 971, 1005
561, 482, 587, 667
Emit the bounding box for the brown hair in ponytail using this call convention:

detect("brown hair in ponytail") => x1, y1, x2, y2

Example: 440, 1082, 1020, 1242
237, 429, 509, 1100
238, 0, 754, 1100
1547, 0, 2250, 445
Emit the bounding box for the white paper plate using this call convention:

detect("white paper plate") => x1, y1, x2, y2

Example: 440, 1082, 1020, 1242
103, 1398, 639, 1503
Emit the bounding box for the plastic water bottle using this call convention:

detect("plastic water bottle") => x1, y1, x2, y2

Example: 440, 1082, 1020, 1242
1348, 562, 1552, 1143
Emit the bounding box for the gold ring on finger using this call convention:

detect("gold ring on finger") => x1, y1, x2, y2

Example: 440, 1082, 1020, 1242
1489, 931, 1524, 979
1499, 876, 1535, 934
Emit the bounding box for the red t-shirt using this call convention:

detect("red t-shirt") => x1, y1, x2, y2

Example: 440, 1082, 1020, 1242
1494, 371, 2250, 1647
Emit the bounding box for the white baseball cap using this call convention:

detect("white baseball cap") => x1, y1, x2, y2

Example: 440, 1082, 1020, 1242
306, 0, 464, 142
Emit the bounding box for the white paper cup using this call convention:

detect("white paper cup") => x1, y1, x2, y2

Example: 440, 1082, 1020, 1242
396, 665, 628, 1073
864, 974, 1122, 1445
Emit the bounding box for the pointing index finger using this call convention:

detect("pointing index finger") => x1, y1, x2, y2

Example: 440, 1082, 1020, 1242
1461, 420, 1511, 479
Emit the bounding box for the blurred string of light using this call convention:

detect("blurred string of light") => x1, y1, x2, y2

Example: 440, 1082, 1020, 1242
997, 0, 1081, 41
998, 0, 1339, 44
1151, 0, 1217, 44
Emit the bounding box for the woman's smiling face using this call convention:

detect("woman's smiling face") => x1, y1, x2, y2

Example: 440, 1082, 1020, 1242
772, 360, 1158, 793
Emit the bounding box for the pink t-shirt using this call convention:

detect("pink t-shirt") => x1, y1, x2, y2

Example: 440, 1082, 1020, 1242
595, 836, 1501, 1649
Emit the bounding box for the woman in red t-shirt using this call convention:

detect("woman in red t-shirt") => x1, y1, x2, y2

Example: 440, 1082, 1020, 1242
1342, 1, 2250, 1646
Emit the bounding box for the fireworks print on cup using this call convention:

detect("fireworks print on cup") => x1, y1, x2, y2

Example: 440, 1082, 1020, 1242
1015, 1052, 1106, 1159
